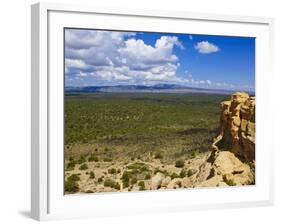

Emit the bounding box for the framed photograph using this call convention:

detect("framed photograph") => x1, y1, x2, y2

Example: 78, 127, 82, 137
31, 2, 274, 221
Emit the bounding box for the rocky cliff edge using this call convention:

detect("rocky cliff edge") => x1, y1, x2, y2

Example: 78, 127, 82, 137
196, 92, 255, 187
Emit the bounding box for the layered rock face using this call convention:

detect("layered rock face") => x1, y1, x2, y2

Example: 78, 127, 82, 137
194, 150, 254, 187
195, 92, 255, 187
215, 92, 255, 162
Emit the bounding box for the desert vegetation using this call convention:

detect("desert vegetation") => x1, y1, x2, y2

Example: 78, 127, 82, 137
64, 92, 254, 194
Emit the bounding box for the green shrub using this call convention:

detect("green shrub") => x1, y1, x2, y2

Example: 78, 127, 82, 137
121, 171, 131, 188
79, 163, 88, 170
104, 179, 120, 190
89, 171, 95, 179
127, 162, 149, 173
123, 180, 130, 188
178, 169, 194, 178
187, 169, 193, 177
191, 151, 196, 158
138, 181, 145, 191
66, 160, 76, 171
179, 169, 186, 178
138, 181, 145, 188
88, 154, 99, 162
64, 174, 80, 193
154, 152, 163, 159
103, 157, 112, 162
77, 155, 86, 164
67, 174, 80, 182
144, 173, 151, 180
97, 176, 104, 183
108, 168, 117, 174
170, 173, 179, 179
175, 160, 185, 168
225, 179, 236, 186
65, 179, 79, 193
190, 150, 200, 159
130, 177, 138, 185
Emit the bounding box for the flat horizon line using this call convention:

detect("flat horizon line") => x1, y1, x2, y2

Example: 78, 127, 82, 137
65, 84, 255, 93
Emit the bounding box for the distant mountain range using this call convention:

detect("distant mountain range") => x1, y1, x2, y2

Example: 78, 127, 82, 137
65, 84, 254, 95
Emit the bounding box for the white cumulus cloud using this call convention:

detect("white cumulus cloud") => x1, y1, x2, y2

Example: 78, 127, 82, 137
194, 41, 219, 54
65, 29, 184, 85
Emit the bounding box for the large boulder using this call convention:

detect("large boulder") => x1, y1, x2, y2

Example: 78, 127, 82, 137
231, 92, 249, 105
151, 172, 165, 190
197, 175, 225, 188
181, 177, 193, 188
165, 177, 193, 189
195, 151, 254, 187
166, 178, 183, 189
161, 176, 171, 187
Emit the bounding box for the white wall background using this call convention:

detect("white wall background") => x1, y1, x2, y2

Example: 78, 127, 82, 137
0, 0, 280, 223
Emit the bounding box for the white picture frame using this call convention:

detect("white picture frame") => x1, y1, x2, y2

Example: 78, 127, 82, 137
31, 2, 274, 221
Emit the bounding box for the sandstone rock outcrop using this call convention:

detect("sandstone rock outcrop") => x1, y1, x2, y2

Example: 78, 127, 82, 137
161, 176, 172, 187
195, 151, 254, 187
151, 172, 165, 190
214, 92, 255, 161
194, 92, 255, 187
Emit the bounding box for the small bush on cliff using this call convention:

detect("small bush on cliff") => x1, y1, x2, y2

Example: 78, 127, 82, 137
144, 173, 151, 180
179, 169, 186, 178
77, 155, 86, 164
67, 174, 80, 182
223, 175, 236, 186
104, 178, 120, 190
65, 174, 80, 193
103, 157, 112, 162
225, 179, 236, 186
170, 173, 179, 179
127, 162, 149, 172
97, 176, 104, 183
108, 168, 117, 174
175, 160, 185, 168
66, 160, 76, 171
154, 152, 163, 159
88, 154, 99, 162
130, 177, 138, 185
89, 171, 95, 179
187, 169, 193, 177
79, 163, 88, 170
121, 171, 131, 188
178, 169, 193, 178
138, 181, 145, 190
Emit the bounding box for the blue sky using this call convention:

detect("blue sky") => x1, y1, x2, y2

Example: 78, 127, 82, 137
65, 28, 255, 91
